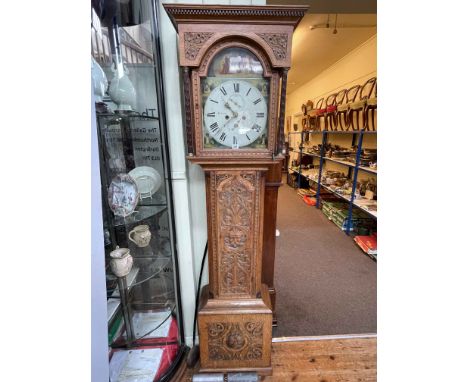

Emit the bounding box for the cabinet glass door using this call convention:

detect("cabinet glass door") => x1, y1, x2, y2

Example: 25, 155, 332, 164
91, 1, 186, 380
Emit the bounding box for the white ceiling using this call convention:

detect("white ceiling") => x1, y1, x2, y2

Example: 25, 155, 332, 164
287, 13, 377, 94
267, 0, 376, 13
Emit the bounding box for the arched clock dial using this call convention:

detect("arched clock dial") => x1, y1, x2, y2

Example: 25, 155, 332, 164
203, 80, 268, 149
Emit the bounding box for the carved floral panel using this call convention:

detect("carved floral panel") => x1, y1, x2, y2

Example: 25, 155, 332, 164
256, 33, 288, 61
184, 32, 214, 60
207, 321, 263, 361
213, 171, 261, 297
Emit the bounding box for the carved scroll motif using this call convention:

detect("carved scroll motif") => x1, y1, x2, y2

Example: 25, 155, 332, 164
216, 173, 257, 296
256, 33, 288, 61
184, 32, 214, 60
207, 322, 264, 361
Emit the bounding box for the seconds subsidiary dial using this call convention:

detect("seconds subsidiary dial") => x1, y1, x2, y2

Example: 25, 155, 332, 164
203, 80, 267, 149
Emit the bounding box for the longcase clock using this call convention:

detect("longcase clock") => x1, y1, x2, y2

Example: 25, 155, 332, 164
164, 4, 307, 375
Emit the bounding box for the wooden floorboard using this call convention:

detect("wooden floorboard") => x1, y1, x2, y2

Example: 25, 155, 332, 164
180, 336, 376, 381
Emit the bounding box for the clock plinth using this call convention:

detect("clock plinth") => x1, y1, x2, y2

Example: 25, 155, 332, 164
198, 284, 272, 375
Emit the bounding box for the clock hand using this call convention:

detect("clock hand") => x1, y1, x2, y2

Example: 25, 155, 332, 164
223, 117, 236, 132
231, 99, 241, 108
224, 101, 238, 118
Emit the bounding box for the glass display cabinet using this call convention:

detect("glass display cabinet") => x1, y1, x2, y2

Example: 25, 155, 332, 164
91, 1, 187, 380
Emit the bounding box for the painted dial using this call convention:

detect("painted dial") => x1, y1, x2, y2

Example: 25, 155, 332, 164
203, 79, 267, 148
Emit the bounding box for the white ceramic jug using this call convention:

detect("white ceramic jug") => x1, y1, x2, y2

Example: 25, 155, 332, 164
109, 246, 133, 277
128, 225, 151, 248
108, 57, 136, 112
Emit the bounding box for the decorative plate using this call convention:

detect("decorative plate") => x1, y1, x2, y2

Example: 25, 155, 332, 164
129, 166, 162, 198
108, 174, 139, 217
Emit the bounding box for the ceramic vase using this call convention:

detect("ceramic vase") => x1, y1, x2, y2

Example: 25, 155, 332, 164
91, 56, 108, 103
109, 246, 133, 277
108, 58, 136, 112
128, 224, 152, 248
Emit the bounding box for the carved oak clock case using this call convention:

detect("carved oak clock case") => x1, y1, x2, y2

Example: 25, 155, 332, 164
164, 4, 307, 375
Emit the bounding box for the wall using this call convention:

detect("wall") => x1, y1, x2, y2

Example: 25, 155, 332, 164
285, 34, 377, 119
159, 0, 266, 347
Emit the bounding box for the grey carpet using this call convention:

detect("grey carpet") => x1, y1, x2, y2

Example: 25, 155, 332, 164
272, 180, 377, 337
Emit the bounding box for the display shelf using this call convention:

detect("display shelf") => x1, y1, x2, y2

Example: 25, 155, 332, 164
353, 199, 378, 218
358, 165, 377, 174
301, 174, 378, 219
305, 175, 319, 183
287, 129, 377, 235
307, 155, 377, 174
323, 156, 356, 168
320, 184, 352, 202
301, 151, 321, 158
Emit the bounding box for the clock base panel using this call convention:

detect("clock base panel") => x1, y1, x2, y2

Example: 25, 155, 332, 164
198, 284, 273, 375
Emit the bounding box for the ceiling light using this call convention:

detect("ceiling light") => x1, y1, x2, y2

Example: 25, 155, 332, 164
333, 14, 338, 34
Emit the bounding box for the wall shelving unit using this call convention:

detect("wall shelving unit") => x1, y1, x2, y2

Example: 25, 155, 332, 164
287, 129, 377, 235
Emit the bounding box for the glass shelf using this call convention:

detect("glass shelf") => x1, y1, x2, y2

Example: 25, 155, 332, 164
113, 205, 167, 227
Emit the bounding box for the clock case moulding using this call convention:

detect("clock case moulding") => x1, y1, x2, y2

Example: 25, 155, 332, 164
164, 4, 307, 375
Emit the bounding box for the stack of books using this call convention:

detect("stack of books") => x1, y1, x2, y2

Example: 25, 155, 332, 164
354, 233, 377, 256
